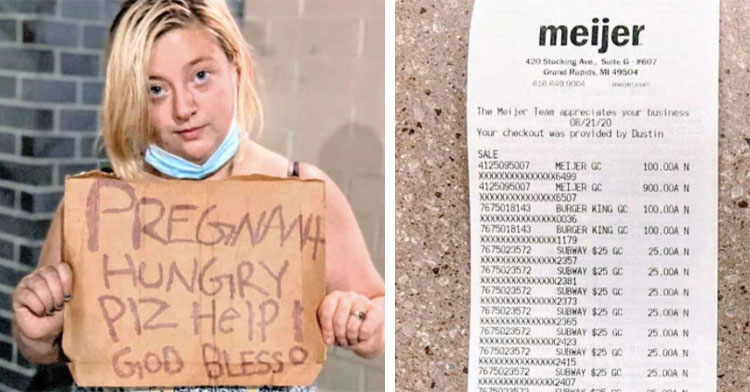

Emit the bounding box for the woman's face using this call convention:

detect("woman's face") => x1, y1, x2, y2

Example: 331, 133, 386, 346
147, 25, 237, 165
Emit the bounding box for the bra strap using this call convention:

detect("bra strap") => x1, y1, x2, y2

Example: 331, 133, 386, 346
287, 160, 300, 178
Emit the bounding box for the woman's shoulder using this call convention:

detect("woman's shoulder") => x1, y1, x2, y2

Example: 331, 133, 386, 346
236, 141, 334, 184
237, 141, 348, 213
235, 141, 290, 178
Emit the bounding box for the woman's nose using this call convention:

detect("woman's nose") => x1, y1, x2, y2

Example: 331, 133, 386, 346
173, 87, 197, 121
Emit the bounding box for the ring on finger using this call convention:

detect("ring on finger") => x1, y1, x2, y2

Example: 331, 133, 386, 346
350, 310, 367, 321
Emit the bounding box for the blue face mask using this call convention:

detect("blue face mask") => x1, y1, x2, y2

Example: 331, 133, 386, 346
144, 86, 240, 179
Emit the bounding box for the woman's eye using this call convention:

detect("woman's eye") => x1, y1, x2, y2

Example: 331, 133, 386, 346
149, 85, 164, 97
195, 70, 210, 83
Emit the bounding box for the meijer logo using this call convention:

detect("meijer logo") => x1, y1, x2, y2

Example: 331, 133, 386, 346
539, 18, 645, 54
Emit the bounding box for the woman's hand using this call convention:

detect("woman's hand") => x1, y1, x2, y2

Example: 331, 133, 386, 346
12, 264, 73, 347
317, 290, 384, 359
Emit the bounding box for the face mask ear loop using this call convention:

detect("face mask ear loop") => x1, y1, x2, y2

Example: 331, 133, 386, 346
232, 64, 251, 141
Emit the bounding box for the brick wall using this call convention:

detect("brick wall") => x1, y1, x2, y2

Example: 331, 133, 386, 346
0, 1, 243, 390
240, 1, 384, 391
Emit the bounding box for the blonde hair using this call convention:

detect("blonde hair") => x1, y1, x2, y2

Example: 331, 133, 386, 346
101, 0, 262, 180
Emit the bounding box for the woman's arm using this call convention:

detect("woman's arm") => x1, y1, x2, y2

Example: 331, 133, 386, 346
300, 163, 385, 359
12, 202, 73, 364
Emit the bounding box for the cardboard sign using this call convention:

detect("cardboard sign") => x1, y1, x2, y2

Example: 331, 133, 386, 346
62, 171, 326, 387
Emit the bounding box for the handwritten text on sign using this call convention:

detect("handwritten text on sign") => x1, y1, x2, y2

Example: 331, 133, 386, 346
63, 174, 326, 387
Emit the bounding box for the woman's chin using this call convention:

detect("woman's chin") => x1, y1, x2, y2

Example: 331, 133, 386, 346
156, 138, 217, 166
177, 144, 215, 165
183, 153, 210, 166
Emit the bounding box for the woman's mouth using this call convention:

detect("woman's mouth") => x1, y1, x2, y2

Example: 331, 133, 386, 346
176, 125, 204, 141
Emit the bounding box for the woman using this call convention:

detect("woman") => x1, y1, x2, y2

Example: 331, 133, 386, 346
10, 0, 385, 390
